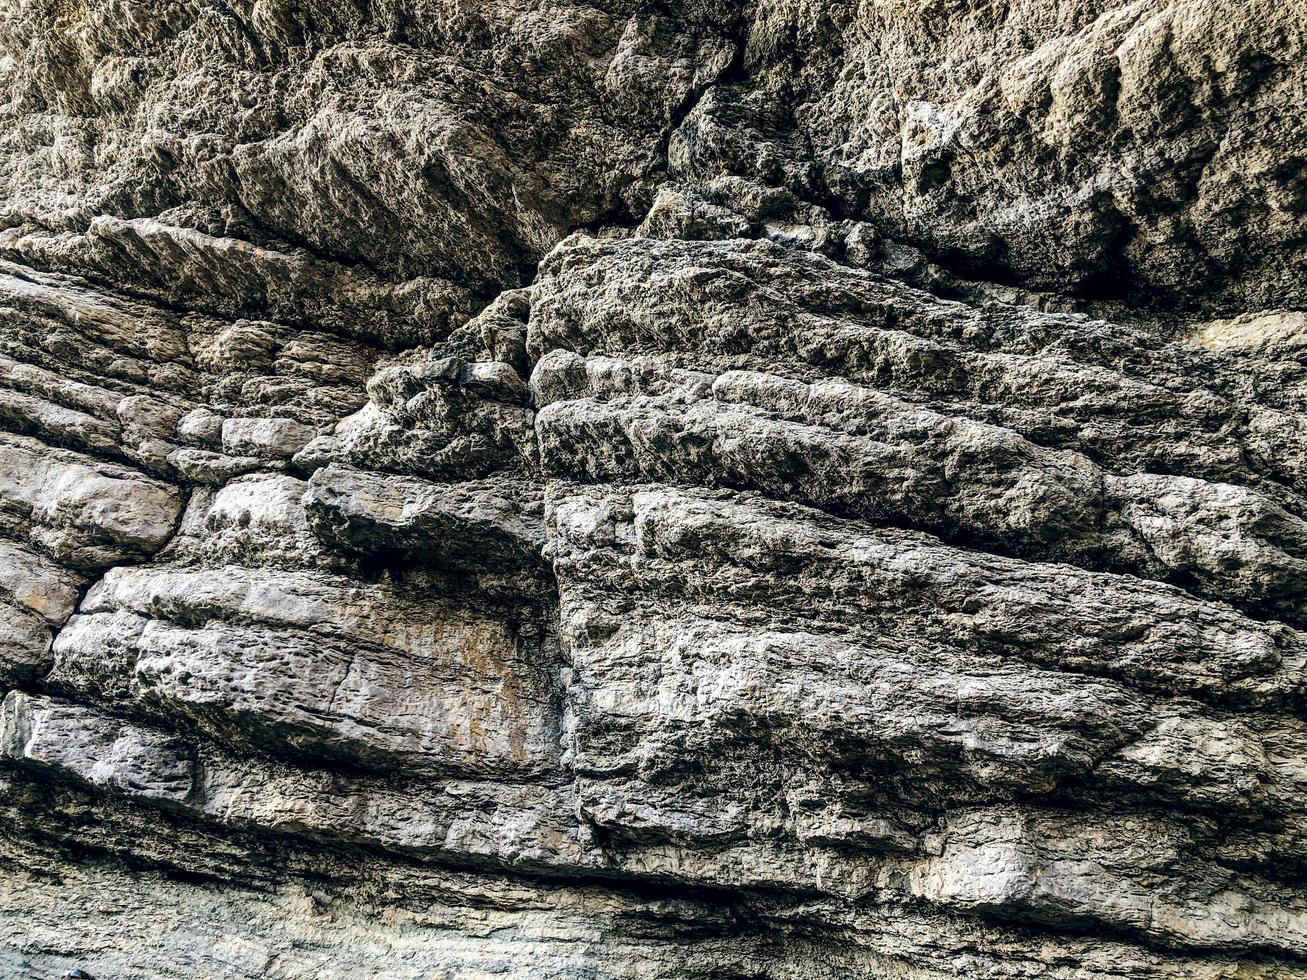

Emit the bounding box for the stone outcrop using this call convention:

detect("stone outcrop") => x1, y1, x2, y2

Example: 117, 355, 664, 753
1, 1, 1305, 977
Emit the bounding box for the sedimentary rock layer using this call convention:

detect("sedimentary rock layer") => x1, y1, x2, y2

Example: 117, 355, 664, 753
1, 0, 1305, 977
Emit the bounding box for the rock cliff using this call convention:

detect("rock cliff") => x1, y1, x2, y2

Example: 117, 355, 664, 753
1, 0, 1306, 976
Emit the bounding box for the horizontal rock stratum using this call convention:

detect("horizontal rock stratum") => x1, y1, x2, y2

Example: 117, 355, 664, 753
1, 1, 1306, 977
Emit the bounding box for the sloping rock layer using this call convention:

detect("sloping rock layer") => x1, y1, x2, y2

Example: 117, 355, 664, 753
2, 0, 1306, 977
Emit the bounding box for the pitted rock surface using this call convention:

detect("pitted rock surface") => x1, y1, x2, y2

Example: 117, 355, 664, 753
1, 1, 1306, 977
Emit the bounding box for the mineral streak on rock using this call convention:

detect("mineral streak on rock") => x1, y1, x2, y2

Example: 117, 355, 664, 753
1, 0, 1306, 977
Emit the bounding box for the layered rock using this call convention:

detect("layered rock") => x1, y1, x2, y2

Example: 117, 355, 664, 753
1, 1, 1305, 977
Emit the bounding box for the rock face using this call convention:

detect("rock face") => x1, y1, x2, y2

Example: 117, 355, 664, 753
1, 1, 1305, 977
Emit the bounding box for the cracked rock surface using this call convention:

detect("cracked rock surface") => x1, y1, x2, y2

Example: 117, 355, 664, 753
1, 0, 1306, 977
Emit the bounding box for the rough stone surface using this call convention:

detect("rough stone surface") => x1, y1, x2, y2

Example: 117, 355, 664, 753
1, 1, 1305, 977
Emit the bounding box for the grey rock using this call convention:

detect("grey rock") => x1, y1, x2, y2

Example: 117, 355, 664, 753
0, 431, 182, 571
1, 1, 1305, 976
1, 691, 194, 805
220, 416, 318, 460
304, 463, 544, 572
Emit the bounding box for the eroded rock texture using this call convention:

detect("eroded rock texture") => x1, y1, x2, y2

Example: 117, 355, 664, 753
1, 0, 1306, 976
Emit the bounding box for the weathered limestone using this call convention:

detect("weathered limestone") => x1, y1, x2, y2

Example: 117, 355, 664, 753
1, 0, 1305, 976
